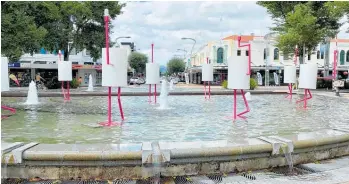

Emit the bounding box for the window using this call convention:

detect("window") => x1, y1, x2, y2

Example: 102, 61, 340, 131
340, 50, 345, 65
86, 50, 90, 56
274, 48, 279, 60
308, 51, 311, 61
217, 47, 224, 63
237, 50, 241, 56
264, 48, 266, 60
317, 51, 320, 59
246, 50, 249, 56
346, 51, 349, 62
321, 51, 324, 59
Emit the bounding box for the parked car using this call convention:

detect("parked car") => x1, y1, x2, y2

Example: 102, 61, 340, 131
129, 77, 145, 85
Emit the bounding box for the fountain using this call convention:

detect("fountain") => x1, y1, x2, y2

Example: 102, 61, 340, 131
202, 57, 213, 99
87, 74, 94, 91
257, 72, 263, 86
284, 65, 296, 99
297, 63, 318, 108
158, 79, 170, 109
273, 72, 279, 86
227, 35, 251, 120
169, 79, 174, 91
185, 73, 189, 84
57, 50, 72, 101
25, 81, 39, 105
146, 45, 160, 104
98, 9, 128, 127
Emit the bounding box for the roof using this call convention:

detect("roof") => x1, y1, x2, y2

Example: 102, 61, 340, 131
222, 35, 264, 42
330, 39, 349, 43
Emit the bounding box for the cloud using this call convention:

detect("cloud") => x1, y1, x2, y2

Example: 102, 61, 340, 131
111, 1, 348, 66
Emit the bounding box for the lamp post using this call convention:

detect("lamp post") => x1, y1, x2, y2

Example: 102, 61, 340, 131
177, 49, 187, 59
115, 36, 131, 47
181, 37, 196, 83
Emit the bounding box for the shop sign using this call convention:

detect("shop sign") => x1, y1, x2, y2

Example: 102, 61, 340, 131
20, 63, 31, 68
8, 63, 20, 67
72, 64, 102, 70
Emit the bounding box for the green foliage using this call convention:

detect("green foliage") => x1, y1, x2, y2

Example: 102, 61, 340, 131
167, 57, 185, 75
222, 80, 228, 89
70, 78, 79, 89
221, 79, 258, 90
325, 1, 349, 33
250, 78, 257, 90
1, 2, 48, 62
1, 1, 125, 62
257, 1, 346, 60
128, 52, 148, 73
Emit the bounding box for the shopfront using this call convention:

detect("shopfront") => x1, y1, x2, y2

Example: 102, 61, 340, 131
73, 64, 102, 86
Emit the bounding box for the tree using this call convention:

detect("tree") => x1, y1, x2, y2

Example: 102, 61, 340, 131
325, 1, 349, 33
1, 2, 48, 62
257, 1, 346, 63
128, 52, 148, 74
167, 57, 185, 75
1, 1, 125, 62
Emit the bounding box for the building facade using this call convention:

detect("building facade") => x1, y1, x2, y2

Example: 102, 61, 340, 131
186, 34, 349, 85
7, 43, 135, 87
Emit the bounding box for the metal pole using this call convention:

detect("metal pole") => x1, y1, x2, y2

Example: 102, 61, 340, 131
237, 36, 251, 75
104, 10, 113, 125
152, 43, 157, 104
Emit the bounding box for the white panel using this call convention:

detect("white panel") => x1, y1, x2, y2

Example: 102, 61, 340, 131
146, 63, 160, 84
299, 63, 318, 89
202, 63, 213, 81
102, 48, 128, 87
1, 57, 9, 91
58, 61, 72, 81
228, 56, 250, 89
283, 65, 296, 83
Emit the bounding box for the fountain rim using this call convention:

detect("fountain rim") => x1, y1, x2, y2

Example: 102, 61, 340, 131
1, 128, 349, 180
1, 90, 298, 98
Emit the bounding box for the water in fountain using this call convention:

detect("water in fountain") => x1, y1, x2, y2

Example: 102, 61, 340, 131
151, 142, 161, 184
245, 92, 252, 101
87, 74, 94, 91
158, 79, 170, 109
25, 81, 39, 105
281, 145, 294, 172
185, 73, 189, 84
257, 72, 263, 85
273, 72, 279, 86
169, 79, 174, 90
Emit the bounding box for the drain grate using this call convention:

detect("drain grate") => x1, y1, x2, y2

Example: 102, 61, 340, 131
113, 179, 135, 184
207, 175, 222, 183
241, 173, 256, 180
174, 176, 194, 184
24, 181, 57, 184
295, 165, 317, 173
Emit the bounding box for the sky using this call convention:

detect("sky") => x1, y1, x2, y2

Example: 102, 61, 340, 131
111, 1, 349, 66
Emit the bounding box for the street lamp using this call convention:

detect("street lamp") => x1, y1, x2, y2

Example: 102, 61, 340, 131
181, 37, 196, 81
115, 36, 131, 47
177, 49, 187, 59
181, 37, 196, 56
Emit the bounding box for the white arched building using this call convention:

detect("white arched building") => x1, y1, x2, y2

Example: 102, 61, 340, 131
187, 34, 349, 85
